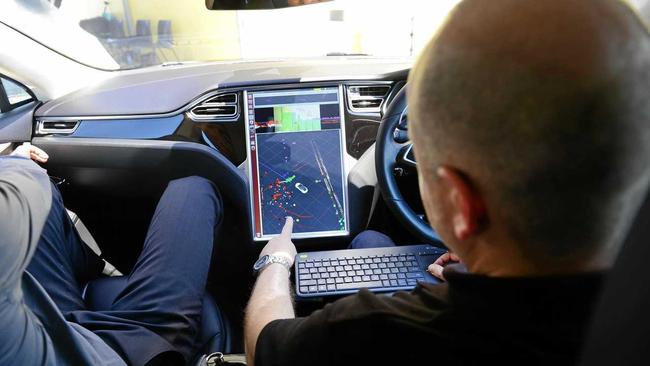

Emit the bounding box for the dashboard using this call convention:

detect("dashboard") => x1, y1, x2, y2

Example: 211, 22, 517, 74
32, 58, 411, 244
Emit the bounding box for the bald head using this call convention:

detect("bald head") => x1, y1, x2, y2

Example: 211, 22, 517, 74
409, 0, 650, 264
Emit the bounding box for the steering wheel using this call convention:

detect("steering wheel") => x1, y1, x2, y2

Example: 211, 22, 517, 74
375, 86, 442, 245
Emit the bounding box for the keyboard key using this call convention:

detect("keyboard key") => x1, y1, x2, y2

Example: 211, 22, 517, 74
348, 259, 357, 265
313, 261, 322, 267
336, 281, 383, 291
338, 271, 346, 277
361, 264, 370, 270
330, 272, 338, 278
397, 273, 406, 279
353, 276, 362, 282
364, 258, 373, 264
302, 280, 317, 286
407, 255, 416, 261
355, 270, 364, 276
395, 262, 404, 268
370, 263, 378, 269
387, 263, 395, 268
399, 267, 408, 273
347, 271, 356, 277
382, 280, 391, 287
407, 279, 417, 286
364, 269, 374, 276
371, 275, 379, 281
352, 265, 361, 270
322, 272, 330, 278
305, 263, 314, 268
318, 285, 327, 292
299, 269, 309, 275
382, 257, 390, 263
344, 277, 353, 283
309, 285, 317, 292
373, 269, 382, 275
339, 260, 348, 265
390, 268, 399, 274
309, 268, 318, 273
373, 258, 381, 263
326, 278, 335, 284
322, 261, 331, 267
301, 274, 312, 280
390, 280, 398, 286
409, 266, 420, 272
327, 284, 336, 291
344, 265, 352, 271
398, 256, 407, 262
362, 275, 371, 281
313, 273, 321, 279
381, 268, 390, 274
406, 272, 424, 279
388, 273, 397, 280
389, 257, 398, 262
298, 263, 306, 269
327, 266, 335, 272
398, 279, 407, 286
379, 263, 387, 269
335, 278, 344, 283
318, 267, 327, 273
300, 286, 308, 293
335, 266, 344, 272
380, 274, 389, 280
317, 279, 326, 285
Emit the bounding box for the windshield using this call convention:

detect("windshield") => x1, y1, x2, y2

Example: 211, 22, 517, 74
0, 0, 463, 70
1, 0, 649, 71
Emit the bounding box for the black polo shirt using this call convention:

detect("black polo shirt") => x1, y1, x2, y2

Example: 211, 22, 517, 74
256, 265, 603, 366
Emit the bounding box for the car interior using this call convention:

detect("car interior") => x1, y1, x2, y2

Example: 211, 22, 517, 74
1, 0, 649, 365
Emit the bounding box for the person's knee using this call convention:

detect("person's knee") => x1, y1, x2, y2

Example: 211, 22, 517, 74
349, 230, 395, 249
169, 176, 222, 211
169, 176, 214, 194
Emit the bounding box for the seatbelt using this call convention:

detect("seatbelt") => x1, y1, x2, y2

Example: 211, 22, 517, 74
67, 209, 123, 277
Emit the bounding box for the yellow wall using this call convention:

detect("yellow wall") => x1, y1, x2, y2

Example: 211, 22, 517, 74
122, 0, 241, 61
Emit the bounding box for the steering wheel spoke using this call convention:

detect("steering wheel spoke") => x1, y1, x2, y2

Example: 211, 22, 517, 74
375, 87, 443, 246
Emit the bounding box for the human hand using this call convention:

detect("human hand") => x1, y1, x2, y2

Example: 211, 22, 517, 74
260, 217, 297, 266
10, 142, 49, 163
427, 252, 461, 281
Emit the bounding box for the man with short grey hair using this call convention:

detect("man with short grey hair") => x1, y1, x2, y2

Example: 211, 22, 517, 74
244, 0, 650, 365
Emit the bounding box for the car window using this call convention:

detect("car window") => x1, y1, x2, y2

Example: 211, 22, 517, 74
0, 77, 34, 114
2, 79, 32, 105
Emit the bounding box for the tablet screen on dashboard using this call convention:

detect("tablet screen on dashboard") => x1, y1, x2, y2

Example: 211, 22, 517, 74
245, 86, 349, 240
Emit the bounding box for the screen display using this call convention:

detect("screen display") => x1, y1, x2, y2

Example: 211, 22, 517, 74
245, 87, 349, 240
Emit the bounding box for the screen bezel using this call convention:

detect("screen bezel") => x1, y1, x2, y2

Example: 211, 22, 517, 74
244, 84, 350, 241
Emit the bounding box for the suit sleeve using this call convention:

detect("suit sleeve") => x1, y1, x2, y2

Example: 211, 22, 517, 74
0, 156, 52, 293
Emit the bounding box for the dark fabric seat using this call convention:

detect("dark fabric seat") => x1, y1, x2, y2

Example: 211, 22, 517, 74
579, 191, 650, 366
83, 276, 230, 360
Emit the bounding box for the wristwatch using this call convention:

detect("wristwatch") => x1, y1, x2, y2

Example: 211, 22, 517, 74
253, 253, 293, 274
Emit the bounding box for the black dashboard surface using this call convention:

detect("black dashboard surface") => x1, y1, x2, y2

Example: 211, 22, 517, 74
35, 58, 411, 118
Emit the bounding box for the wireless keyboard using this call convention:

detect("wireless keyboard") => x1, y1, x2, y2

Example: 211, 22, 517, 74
295, 244, 446, 298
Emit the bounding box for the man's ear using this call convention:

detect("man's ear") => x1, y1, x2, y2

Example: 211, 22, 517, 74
436, 166, 487, 240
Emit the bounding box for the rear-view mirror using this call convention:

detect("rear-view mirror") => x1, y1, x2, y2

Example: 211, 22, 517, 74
206, 0, 332, 11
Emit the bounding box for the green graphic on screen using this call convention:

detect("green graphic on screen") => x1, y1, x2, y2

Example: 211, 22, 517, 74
273, 104, 322, 132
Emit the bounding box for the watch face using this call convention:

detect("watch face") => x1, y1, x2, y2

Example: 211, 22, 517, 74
253, 255, 269, 271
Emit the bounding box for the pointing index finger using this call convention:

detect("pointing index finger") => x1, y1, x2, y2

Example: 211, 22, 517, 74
281, 216, 294, 236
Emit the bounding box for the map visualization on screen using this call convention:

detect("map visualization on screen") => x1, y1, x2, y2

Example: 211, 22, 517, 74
246, 87, 348, 240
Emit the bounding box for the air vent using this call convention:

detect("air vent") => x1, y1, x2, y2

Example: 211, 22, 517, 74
188, 92, 239, 121
36, 120, 79, 135
351, 99, 383, 109
191, 105, 237, 117
347, 85, 391, 113
205, 94, 237, 104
